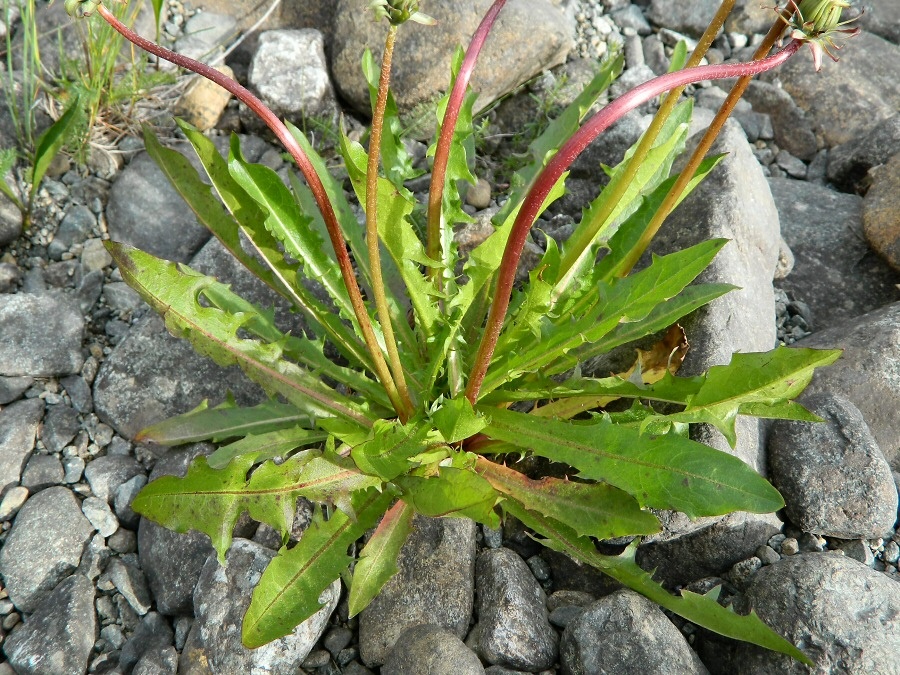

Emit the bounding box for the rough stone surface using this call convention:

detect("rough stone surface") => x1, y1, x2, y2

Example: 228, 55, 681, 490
2, 575, 96, 675
826, 113, 900, 190
0, 486, 94, 613
21, 454, 64, 491
191, 539, 338, 674
796, 302, 900, 470
0, 293, 84, 376
859, 0, 900, 44
647, 0, 723, 37
769, 393, 897, 539
772, 30, 900, 147
0, 398, 43, 493
769, 178, 900, 326
83, 455, 145, 503
107, 557, 153, 616
475, 547, 557, 672
248, 29, 335, 121
174, 65, 235, 132
106, 150, 210, 264
729, 554, 900, 674
332, 0, 573, 117
359, 516, 476, 667
560, 590, 708, 675
120, 611, 175, 673
139, 444, 215, 616
862, 152, 900, 272
174, 11, 237, 62
382, 624, 485, 675
41, 404, 81, 454
0, 376, 32, 405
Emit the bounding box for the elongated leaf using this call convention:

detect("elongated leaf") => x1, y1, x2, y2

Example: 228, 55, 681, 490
660, 347, 842, 446
107, 242, 373, 427
504, 501, 812, 666
136, 398, 309, 445
228, 140, 355, 321
243, 487, 393, 648
208, 426, 328, 470
480, 406, 784, 517
475, 457, 659, 539
348, 499, 413, 618
0, 148, 22, 208
396, 466, 500, 527
350, 419, 442, 481
430, 397, 487, 444
31, 97, 80, 195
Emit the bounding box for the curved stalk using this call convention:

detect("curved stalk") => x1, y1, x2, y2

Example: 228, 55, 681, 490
610, 12, 792, 279
465, 38, 804, 404
366, 24, 415, 420
95, 4, 408, 418
425, 0, 507, 279
555, 0, 735, 284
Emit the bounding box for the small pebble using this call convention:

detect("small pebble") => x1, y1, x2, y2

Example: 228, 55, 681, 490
781, 537, 800, 556
755, 545, 781, 565
0, 487, 29, 521
883, 540, 900, 565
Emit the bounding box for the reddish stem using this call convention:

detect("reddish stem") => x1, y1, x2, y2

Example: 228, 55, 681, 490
425, 0, 507, 274
465, 38, 804, 403
96, 4, 407, 417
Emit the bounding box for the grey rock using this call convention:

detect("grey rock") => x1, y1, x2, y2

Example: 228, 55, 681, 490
77, 533, 110, 582
769, 393, 897, 539
60, 375, 93, 414
41, 404, 81, 453
475, 548, 557, 671
560, 590, 708, 675
120, 612, 175, 673
647, 0, 722, 37
833, 539, 875, 566
106, 557, 152, 616
863, 151, 900, 272
133, 646, 179, 675
826, 113, 900, 191
0, 262, 21, 293
859, 0, 900, 44
729, 554, 900, 674
611, 5, 652, 35
772, 30, 900, 147
0, 398, 43, 492
108, 528, 138, 555
770, 178, 900, 326
0, 375, 32, 404
174, 11, 237, 62
191, 539, 337, 674
139, 444, 214, 616
20, 454, 64, 491
323, 626, 354, 657
0, 192, 22, 248
83, 455, 145, 502
81, 496, 119, 537
2, 575, 96, 675
0, 486, 29, 522
114, 474, 148, 529
359, 517, 476, 666
102, 281, 144, 314
248, 29, 335, 122
80, 237, 112, 273
742, 81, 818, 162
106, 150, 209, 264
0, 486, 94, 613
76, 270, 104, 313
382, 624, 485, 675
0, 293, 84, 376
796, 302, 900, 470
48, 205, 95, 261
332, 0, 573, 118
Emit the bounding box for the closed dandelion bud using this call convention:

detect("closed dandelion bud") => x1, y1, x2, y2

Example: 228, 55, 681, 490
369, 0, 436, 26
796, 0, 850, 34
65, 0, 102, 18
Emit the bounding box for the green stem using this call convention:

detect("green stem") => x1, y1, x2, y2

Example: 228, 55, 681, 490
367, 24, 415, 421
556, 0, 735, 285
610, 11, 791, 278
95, 4, 408, 418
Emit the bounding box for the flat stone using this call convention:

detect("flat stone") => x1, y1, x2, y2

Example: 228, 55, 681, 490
0, 376, 32, 404
647, 0, 722, 37
82, 496, 120, 537
80, 237, 113, 273
0, 486, 29, 522
190, 539, 337, 674
383, 624, 485, 675
120, 611, 175, 673
48, 204, 95, 261
475, 547, 557, 671
106, 149, 210, 264
0, 292, 84, 376
83, 455, 145, 502
772, 30, 900, 147
138, 444, 215, 616
20, 453, 64, 491
769, 393, 897, 539
331, 0, 572, 117
0, 486, 94, 613
796, 302, 900, 470
560, 589, 708, 674
728, 554, 900, 673
174, 11, 237, 61
114, 474, 148, 530
106, 557, 152, 616
359, 516, 476, 667
0, 398, 43, 493
41, 404, 81, 454
133, 646, 179, 675
863, 152, 900, 272
770, 178, 900, 326
2, 575, 96, 675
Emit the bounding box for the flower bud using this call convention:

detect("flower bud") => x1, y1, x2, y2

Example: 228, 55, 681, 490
369, 0, 435, 26
796, 0, 850, 34
65, 0, 103, 18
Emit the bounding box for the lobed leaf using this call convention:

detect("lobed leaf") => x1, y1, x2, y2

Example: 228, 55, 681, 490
350, 419, 441, 481
207, 426, 328, 470
430, 397, 487, 444
348, 499, 413, 618
480, 406, 784, 518
396, 465, 500, 528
